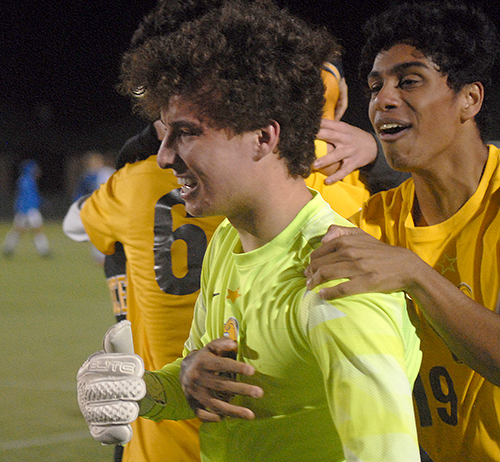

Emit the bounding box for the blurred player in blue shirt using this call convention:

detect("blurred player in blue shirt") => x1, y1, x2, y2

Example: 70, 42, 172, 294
2, 159, 51, 258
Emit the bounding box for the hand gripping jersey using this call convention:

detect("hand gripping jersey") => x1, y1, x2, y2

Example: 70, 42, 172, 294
145, 190, 422, 462
352, 145, 500, 461
81, 155, 224, 462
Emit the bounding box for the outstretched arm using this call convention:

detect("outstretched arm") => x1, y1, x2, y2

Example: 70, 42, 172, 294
305, 225, 500, 386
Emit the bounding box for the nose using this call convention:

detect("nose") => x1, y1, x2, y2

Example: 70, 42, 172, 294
371, 84, 400, 113
157, 136, 177, 169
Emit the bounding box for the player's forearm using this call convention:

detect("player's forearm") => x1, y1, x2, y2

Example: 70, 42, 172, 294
407, 260, 500, 385
140, 359, 196, 422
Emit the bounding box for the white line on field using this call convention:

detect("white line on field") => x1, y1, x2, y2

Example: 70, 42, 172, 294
0, 431, 91, 451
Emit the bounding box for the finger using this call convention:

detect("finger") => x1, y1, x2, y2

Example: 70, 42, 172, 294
196, 400, 256, 422
322, 164, 356, 184
313, 161, 342, 179
204, 339, 255, 376
316, 128, 339, 146
334, 79, 348, 121
316, 120, 346, 142
188, 388, 257, 421
333, 101, 347, 121
196, 408, 224, 422
205, 353, 256, 377
316, 280, 359, 300
184, 367, 261, 394
183, 344, 255, 378
206, 337, 238, 356
318, 117, 338, 131
312, 151, 343, 170
210, 377, 264, 399
306, 259, 357, 291
319, 225, 360, 246
185, 366, 263, 402
333, 105, 346, 122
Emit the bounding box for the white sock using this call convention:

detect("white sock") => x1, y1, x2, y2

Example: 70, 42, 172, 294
3, 230, 20, 254
34, 233, 50, 256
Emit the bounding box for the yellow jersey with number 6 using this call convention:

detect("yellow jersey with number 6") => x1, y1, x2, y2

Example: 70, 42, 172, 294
81, 155, 224, 462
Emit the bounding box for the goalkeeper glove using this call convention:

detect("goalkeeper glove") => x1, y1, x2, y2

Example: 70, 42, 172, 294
77, 320, 146, 445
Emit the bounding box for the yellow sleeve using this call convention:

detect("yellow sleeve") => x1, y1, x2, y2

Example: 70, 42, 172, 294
80, 173, 124, 255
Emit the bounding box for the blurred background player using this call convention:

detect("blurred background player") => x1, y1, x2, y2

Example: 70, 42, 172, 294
2, 159, 51, 258
71, 151, 115, 265
73, 150, 115, 201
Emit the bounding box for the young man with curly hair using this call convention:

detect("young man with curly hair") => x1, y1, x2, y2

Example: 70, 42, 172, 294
306, 2, 500, 460
77, 2, 421, 460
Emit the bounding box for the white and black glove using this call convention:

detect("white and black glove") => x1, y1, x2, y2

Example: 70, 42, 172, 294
77, 320, 146, 445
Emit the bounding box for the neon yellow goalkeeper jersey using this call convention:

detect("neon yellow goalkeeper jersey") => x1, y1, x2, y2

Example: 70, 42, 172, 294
147, 190, 421, 462
352, 145, 500, 462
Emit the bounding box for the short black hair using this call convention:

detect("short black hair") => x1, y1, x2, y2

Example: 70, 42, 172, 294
120, 0, 338, 177
359, 1, 499, 139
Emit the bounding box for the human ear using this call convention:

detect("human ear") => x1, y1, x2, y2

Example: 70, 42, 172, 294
254, 121, 280, 160
461, 82, 484, 122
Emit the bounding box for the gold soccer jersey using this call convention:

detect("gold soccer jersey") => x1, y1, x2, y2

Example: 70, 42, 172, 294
146, 190, 421, 462
81, 155, 224, 462
353, 145, 500, 461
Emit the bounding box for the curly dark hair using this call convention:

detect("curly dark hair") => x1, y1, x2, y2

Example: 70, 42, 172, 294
119, 0, 339, 177
116, 0, 230, 169
130, 0, 227, 49
359, 1, 499, 140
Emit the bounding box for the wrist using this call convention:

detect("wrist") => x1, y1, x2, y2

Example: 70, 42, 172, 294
402, 252, 433, 299
139, 371, 167, 417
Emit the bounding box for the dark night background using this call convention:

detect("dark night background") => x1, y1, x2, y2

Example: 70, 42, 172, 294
1, 0, 499, 218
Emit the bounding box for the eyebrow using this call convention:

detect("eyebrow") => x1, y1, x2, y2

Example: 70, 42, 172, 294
368, 61, 430, 80
169, 120, 203, 133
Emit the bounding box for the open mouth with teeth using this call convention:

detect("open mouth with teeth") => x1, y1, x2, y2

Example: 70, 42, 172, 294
177, 176, 198, 196
379, 123, 411, 136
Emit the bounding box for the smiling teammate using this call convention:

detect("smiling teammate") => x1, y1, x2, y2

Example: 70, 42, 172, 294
305, 2, 500, 460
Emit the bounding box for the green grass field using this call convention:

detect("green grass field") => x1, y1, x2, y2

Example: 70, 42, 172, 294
0, 221, 116, 461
